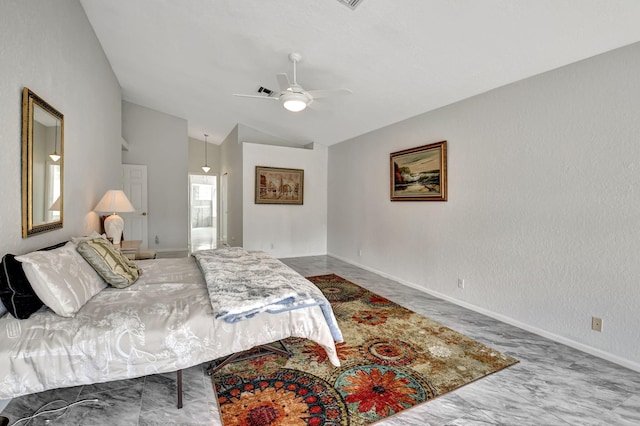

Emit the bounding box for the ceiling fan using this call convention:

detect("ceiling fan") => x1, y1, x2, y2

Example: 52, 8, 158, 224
233, 52, 352, 112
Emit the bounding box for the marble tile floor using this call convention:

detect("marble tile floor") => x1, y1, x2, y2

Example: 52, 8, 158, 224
2, 255, 639, 425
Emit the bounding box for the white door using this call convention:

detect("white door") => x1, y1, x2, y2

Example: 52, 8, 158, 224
122, 164, 149, 248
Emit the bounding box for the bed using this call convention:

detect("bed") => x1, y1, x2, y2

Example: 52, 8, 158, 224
0, 244, 341, 404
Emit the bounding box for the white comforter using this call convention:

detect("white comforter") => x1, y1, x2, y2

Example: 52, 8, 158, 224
0, 257, 341, 400
194, 248, 343, 342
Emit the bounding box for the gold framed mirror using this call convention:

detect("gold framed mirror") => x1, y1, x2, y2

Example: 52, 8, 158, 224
22, 87, 64, 237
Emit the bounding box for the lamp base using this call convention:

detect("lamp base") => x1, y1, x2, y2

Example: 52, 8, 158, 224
103, 214, 124, 245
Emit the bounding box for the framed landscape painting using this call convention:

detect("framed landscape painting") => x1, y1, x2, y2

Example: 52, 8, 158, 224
390, 141, 447, 201
255, 166, 304, 205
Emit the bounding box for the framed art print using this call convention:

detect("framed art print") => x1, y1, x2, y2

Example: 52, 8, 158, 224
255, 166, 304, 205
390, 141, 447, 201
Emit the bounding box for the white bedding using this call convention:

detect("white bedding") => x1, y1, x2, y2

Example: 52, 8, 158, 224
0, 257, 340, 400
194, 248, 343, 342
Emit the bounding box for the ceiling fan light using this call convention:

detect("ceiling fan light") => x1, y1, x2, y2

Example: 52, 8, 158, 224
282, 93, 308, 112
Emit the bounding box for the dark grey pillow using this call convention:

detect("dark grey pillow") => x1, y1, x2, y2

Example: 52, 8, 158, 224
0, 290, 6, 317
0, 254, 44, 319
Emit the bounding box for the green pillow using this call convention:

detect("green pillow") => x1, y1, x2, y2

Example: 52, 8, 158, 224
76, 238, 142, 288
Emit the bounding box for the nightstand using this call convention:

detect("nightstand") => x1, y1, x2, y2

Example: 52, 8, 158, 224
119, 240, 142, 260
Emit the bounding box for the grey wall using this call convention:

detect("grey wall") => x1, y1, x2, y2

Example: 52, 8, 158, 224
218, 124, 319, 251
219, 125, 243, 246
122, 101, 188, 252
0, 0, 122, 255
242, 142, 328, 258
188, 137, 220, 175
327, 42, 640, 370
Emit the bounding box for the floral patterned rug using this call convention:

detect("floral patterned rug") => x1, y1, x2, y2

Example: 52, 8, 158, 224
211, 274, 518, 425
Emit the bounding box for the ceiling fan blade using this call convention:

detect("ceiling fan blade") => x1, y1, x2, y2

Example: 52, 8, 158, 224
276, 73, 291, 92
306, 88, 353, 99
232, 94, 279, 100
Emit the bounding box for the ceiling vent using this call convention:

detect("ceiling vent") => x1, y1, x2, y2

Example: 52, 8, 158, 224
336, 0, 364, 10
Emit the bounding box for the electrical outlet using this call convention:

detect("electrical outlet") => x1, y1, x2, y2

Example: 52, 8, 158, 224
591, 317, 603, 332
458, 278, 465, 289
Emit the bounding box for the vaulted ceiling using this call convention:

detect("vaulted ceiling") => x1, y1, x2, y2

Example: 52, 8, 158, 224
80, 0, 640, 145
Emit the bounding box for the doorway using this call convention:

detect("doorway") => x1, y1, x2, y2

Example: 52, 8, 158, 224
189, 174, 217, 252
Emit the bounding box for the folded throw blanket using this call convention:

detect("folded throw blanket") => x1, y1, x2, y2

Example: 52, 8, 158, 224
193, 247, 343, 342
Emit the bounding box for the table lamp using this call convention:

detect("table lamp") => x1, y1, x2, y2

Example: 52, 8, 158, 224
94, 190, 136, 245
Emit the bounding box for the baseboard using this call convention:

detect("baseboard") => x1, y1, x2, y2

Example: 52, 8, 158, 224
155, 247, 189, 253
328, 252, 640, 373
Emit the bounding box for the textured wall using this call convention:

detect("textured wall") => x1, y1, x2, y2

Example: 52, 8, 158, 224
188, 137, 220, 175
328, 42, 640, 370
0, 0, 122, 256
219, 125, 243, 246
243, 142, 328, 258
122, 101, 189, 251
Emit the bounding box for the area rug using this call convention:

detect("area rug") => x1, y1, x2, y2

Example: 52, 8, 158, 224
211, 274, 518, 425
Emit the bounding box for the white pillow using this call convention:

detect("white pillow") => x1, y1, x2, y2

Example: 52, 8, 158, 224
70, 231, 106, 245
16, 243, 106, 317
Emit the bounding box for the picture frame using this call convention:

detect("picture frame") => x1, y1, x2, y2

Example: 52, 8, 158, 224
255, 166, 304, 205
390, 140, 447, 201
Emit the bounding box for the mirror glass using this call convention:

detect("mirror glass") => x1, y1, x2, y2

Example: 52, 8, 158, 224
22, 88, 64, 237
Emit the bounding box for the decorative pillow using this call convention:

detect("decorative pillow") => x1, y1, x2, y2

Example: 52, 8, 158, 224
16, 243, 107, 317
76, 238, 141, 289
0, 253, 45, 319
